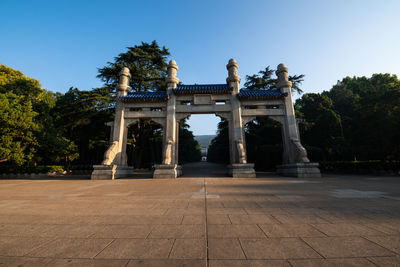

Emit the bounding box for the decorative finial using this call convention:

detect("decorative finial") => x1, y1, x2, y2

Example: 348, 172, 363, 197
166, 60, 179, 87
276, 63, 292, 90
226, 58, 240, 83
117, 67, 131, 94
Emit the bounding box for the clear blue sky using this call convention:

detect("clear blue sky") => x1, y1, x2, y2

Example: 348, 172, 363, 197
1, 0, 399, 135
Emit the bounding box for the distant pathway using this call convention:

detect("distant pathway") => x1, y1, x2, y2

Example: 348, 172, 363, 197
181, 161, 227, 178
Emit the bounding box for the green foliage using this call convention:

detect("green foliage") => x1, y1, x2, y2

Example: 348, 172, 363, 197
296, 93, 345, 161
244, 66, 305, 94
245, 118, 283, 171
298, 74, 400, 162
0, 92, 38, 165
126, 119, 163, 168
0, 165, 64, 174
0, 64, 78, 166
97, 40, 170, 93
52, 87, 113, 165
178, 120, 202, 163
207, 120, 230, 164
0, 65, 43, 100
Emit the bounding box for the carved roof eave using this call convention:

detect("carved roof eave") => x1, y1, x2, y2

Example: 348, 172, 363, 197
119, 97, 169, 103
236, 89, 288, 100
236, 94, 287, 100
173, 84, 233, 95
119, 91, 170, 103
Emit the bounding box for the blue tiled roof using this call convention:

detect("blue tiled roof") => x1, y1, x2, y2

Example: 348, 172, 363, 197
173, 84, 233, 94
120, 91, 169, 102
237, 89, 287, 100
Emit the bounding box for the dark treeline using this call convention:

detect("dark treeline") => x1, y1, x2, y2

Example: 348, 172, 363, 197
208, 68, 400, 171
0, 41, 201, 170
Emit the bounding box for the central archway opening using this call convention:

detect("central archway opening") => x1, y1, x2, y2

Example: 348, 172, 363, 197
179, 114, 228, 177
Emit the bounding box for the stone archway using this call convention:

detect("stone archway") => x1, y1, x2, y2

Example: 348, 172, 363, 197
91, 59, 321, 180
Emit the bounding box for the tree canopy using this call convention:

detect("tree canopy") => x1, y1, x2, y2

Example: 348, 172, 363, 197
97, 41, 170, 93
297, 74, 400, 162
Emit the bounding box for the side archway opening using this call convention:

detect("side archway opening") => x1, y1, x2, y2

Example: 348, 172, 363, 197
126, 119, 163, 169
244, 116, 283, 171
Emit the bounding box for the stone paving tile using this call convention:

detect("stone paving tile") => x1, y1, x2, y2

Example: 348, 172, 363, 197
45, 224, 106, 238
314, 210, 370, 223
0, 256, 53, 267
207, 207, 247, 215
311, 223, 386, 237
244, 207, 287, 215
90, 225, 154, 238
259, 224, 326, 238
363, 222, 400, 235
165, 208, 205, 215
289, 258, 377, 267
302, 236, 395, 258
208, 238, 246, 259
207, 215, 231, 224
367, 256, 400, 266
95, 238, 174, 259
208, 224, 265, 238
239, 238, 321, 259
364, 235, 400, 254
209, 259, 291, 267
181, 215, 204, 224
0, 237, 53, 256
126, 259, 205, 266
0, 224, 52, 237
221, 200, 260, 208
148, 224, 205, 238
169, 238, 206, 259
229, 214, 280, 224
47, 258, 129, 267
26, 238, 113, 258
272, 214, 329, 224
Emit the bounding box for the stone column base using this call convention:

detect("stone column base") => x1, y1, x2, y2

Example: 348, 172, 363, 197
228, 163, 256, 178
277, 162, 321, 178
91, 165, 133, 179
91, 165, 116, 180
115, 165, 134, 178
153, 164, 178, 179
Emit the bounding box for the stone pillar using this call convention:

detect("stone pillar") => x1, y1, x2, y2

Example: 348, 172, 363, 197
153, 60, 179, 178
91, 67, 133, 179
226, 59, 255, 178
112, 67, 131, 165
276, 64, 321, 178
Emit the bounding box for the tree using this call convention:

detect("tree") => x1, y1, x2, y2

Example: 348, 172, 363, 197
0, 92, 38, 165
296, 74, 400, 162
0, 64, 78, 166
52, 87, 112, 165
178, 120, 202, 163
244, 66, 305, 94
325, 74, 400, 160
207, 120, 230, 164
295, 93, 345, 161
97, 40, 170, 94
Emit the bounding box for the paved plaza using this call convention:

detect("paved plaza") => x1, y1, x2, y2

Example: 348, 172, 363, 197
0, 162, 399, 266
